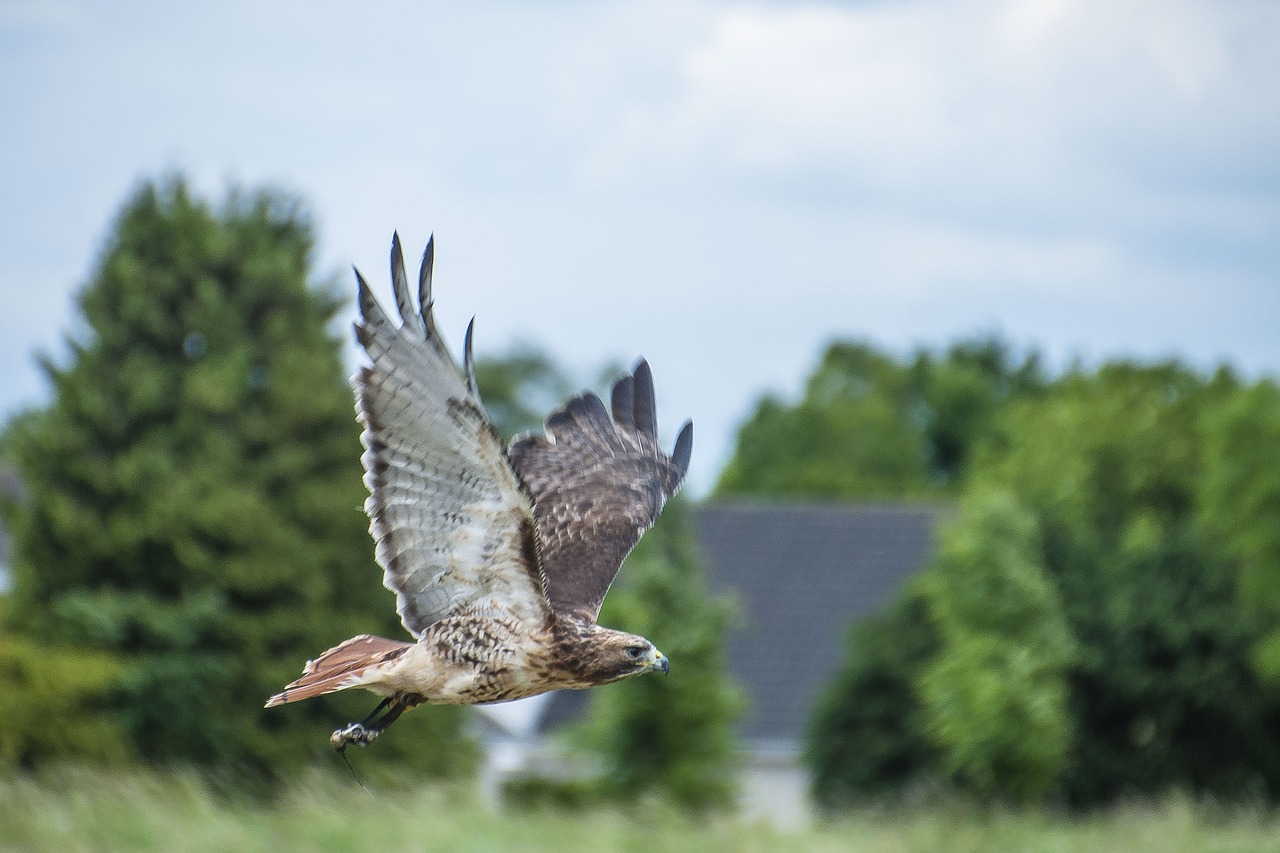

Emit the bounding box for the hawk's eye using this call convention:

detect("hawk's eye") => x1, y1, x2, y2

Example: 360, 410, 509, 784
624, 646, 645, 661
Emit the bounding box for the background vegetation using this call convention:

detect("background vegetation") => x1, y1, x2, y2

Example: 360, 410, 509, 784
723, 342, 1280, 806
2, 174, 1279, 843
5, 766, 1280, 853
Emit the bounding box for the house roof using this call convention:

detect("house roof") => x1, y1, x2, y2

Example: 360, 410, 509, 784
537, 502, 944, 745
696, 503, 943, 744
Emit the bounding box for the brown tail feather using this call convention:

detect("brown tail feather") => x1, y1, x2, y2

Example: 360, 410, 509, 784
265, 634, 412, 708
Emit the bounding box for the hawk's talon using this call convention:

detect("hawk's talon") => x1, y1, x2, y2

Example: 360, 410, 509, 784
331, 722, 380, 751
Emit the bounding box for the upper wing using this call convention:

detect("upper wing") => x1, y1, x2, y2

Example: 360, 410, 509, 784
507, 361, 693, 622
354, 234, 550, 637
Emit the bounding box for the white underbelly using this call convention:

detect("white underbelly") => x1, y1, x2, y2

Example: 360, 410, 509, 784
366, 618, 555, 705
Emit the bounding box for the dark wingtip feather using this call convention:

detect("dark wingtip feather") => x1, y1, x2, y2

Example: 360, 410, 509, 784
545, 404, 576, 435
631, 359, 658, 439
672, 420, 693, 478
354, 266, 375, 319
611, 375, 635, 427
419, 234, 437, 336
463, 316, 479, 396
567, 393, 610, 427
391, 231, 403, 273
390, 231, 420, 332
353, 265, 390, 350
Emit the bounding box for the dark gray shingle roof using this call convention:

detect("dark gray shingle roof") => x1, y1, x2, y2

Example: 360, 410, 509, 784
696, 503, 943, 743
538, 502, 943, 745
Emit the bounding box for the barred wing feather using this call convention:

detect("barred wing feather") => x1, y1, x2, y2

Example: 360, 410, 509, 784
354, 234, 550, 637
508, 360, 692, 622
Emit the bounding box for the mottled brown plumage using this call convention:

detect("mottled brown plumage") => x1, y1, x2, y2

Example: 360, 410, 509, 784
266, 233, 688, 750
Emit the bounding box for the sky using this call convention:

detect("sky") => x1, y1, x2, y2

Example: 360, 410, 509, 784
1, 0, 1278, 493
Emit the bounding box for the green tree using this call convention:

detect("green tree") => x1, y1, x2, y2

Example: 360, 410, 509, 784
0, 176, 475, 778
715, 336, 1044, 499
1198, 377, 1280, 678
809, 493, 1075, 806
806, 357, 1280, 806
914, 489, 1075, 801
807, 593, 939, 807
574, 497, 744, 810
0, 598, 127, 766
474, 342, 576, 441
975, 363, 1280, 803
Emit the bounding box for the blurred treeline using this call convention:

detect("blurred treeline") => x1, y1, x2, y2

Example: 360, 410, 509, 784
0, 176, 739, 807
3, 173, 1278, 813
713, 339, 1280, 805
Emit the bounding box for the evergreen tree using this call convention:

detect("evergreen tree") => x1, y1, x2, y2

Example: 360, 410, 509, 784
0, 597, 127, 766
0, 176, 476, 778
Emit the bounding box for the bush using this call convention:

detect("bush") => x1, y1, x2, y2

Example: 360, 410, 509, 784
0, 631, 128, 767
807, 594, 939, 807
914, 489, 1075, 801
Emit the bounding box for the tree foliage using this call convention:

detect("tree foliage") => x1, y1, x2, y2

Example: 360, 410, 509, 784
1197, 378, 1280, 678
715, 337, 1044, 499
980, 364, 1280, 803
913, 490, 1075, 801
0, 176, 476, 778
0, 625, 127, 767
474, 342, 576, 441
805, 356, 1280, 806
807, 594, 939, 807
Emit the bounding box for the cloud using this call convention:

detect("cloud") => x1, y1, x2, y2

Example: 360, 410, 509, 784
588, 1, 1274, 208
1, 0, 1278, 493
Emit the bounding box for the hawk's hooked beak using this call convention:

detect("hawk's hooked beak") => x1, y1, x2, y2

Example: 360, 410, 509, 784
648, 650, 670, 676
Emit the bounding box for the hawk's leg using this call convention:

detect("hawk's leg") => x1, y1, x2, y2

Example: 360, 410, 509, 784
360, 697, 395, 726
330, 695, 415, 751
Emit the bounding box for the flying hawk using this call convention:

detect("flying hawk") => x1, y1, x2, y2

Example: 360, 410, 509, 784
266, 234, 692, 751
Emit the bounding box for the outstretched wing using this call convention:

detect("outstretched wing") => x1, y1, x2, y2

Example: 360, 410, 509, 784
508, 361, 693, 622
354, 234, 550, 637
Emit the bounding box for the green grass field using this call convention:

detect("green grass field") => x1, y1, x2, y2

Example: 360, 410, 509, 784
4, 767, 1280, 853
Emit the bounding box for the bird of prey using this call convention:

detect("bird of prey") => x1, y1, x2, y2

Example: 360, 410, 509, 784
266, 234, 692, 751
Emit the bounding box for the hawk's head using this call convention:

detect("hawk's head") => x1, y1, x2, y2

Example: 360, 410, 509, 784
557, 622, 669, 686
